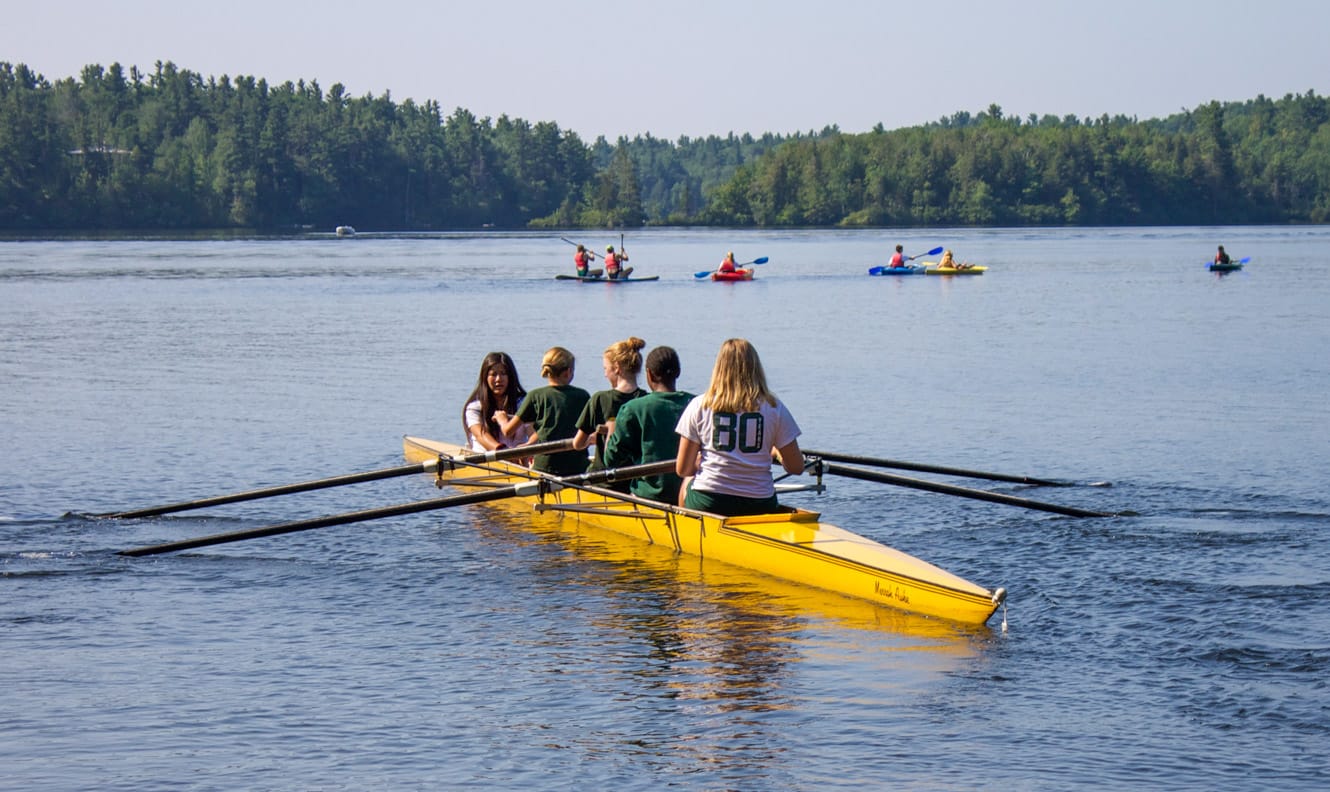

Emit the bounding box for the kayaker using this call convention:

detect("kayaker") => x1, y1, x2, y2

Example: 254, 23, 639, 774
718, 251, 738, 274
604, 245, 631, 279
573, 244, 595, 277
889, 244, 908, 268
1215, 245, 1231, 266
462, 352, 531, 453
603, 346, 694, 505
938, 249, 970, 270
572, 336, 648, 476
496, 346, 591, 476
675, 338, 804, 516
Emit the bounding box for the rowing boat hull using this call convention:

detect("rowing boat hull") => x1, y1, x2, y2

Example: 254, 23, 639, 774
403, 436, 1004, 625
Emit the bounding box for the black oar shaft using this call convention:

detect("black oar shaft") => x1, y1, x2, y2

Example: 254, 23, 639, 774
117, 458, 676, 557
100, 462, 434, 519
118, 486, 530, 557
100, 438, 577, 520
804, 449, 1073, 487
821, 463, 1116, 518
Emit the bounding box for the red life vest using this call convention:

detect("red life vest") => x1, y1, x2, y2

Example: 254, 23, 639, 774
890, 252, 906, 268
575, 251, 590, 273
605, 252, 620, 274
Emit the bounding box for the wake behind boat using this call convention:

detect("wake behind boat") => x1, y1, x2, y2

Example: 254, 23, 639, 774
404, 436, 1006, 625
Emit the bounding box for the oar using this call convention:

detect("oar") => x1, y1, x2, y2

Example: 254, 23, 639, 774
560, 236, 599, 259
802, 449, 1086, 487
693, 256, 769, 279
819, 462, 1123, 518
117, 459, 676, 557
869, 247, 944, 275
97, 439, 577, 519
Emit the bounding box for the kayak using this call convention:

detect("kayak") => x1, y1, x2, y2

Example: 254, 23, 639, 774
923, 264, 987, 275
1207, 262, 1243, 272
869, 265, 925, 276
711, 268, 755, 282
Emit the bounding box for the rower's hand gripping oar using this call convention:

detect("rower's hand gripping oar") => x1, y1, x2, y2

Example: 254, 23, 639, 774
694, 256, 769, 279
869, 246, 943, 275
97, 439, 578, 519
116, 458, 677, 557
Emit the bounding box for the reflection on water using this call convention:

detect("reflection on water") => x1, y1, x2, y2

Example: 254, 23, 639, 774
5, 228, 1329, 789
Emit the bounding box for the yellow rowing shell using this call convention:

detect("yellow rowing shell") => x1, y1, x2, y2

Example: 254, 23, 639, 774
404, 436, 1006, 625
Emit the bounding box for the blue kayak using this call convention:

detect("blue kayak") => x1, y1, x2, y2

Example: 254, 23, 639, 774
869, 265, 925, 276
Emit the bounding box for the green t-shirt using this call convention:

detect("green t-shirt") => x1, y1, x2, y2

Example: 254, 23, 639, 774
515, 384, 591, 475
602, 390, 694, 503
575, 387, 647, 471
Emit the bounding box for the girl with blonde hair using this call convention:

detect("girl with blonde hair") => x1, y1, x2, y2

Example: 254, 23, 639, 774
496, 346, 590, 476
573, 336, 648, 474
674, 339, 803, 515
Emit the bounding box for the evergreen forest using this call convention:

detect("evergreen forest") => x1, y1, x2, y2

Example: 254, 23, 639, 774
2, 61, 1328, 231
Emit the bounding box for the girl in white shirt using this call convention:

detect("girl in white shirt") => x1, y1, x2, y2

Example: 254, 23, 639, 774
675, 338, 803, 515
462, 351, 531, 452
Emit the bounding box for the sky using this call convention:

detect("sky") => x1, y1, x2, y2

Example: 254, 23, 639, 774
5, 0, 1329, 142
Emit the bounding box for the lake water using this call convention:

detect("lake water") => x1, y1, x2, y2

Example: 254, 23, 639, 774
3, 226, 1328, 790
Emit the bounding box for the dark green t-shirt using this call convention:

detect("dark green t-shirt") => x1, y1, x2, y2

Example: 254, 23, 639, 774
575, 387, 647, 471
515, 384, 591, 475
602, 390, 694, 503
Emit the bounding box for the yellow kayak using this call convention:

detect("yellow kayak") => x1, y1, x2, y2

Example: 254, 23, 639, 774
404, 436, 1006, 625
922, 263, 987, 275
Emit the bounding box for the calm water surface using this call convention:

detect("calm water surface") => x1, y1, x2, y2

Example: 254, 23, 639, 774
3, 227, 1329, 790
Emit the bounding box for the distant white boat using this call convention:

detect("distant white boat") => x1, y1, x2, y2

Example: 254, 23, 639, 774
335, 225, 356, 237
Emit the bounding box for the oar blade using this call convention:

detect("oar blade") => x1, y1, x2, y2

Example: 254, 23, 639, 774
750, 256, 769, 265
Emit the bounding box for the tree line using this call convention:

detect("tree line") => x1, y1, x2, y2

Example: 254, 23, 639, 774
1, 60, 1327, 231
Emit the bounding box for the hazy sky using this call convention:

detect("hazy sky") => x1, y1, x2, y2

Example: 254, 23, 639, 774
6, 0, 1328, 141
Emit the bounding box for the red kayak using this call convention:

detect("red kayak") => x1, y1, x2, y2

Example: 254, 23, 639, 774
711, 268, 754, 282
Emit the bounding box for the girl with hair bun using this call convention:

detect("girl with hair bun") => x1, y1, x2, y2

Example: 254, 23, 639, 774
573, 336, 648, 474
496, 346, 591, 476
603, 345, 694, 504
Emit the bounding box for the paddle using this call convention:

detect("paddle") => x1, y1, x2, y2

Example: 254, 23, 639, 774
117, 458, 676, 557
817, 462, 1123, 518
560, 237, 599, 259
97, 439, 578, 519
693, 256, 769, 279
869, 247, 944, 275
801, 449, 1093, 487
